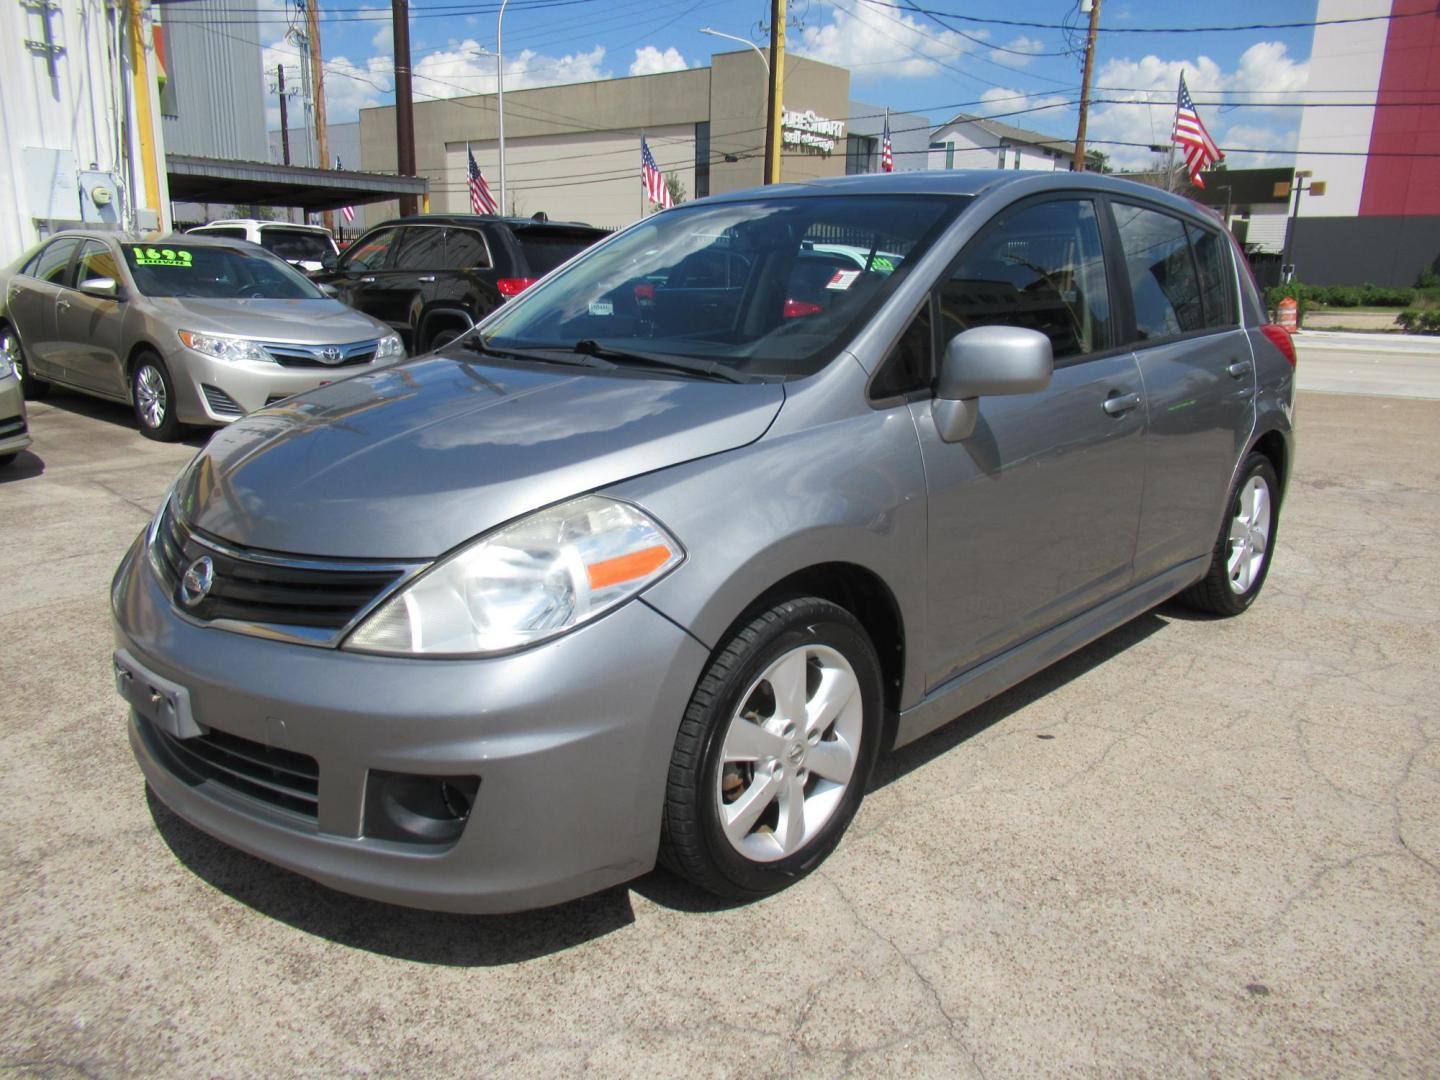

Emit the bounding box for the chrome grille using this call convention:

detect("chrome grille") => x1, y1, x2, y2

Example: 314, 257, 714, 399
260, 338, 380, 369
149, 720, 319, 818
152, 502, 416, 645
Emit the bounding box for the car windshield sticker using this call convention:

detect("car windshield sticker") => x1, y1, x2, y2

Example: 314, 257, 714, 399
869, 255, 895, 274
129, 247, 195, 267
826, 269, 861, 291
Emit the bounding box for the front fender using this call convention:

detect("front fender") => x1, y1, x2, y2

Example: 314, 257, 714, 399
609, 402, 931, 710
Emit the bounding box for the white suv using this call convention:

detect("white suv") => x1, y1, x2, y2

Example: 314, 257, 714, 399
187, 220, 338, 273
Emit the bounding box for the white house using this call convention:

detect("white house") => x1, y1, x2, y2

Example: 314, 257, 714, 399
928, 113, 1075, 173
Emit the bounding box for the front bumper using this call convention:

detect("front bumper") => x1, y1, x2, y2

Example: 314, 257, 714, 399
162, 345, 399, 426
0, 375, 29, 456
112, 535, 709, 913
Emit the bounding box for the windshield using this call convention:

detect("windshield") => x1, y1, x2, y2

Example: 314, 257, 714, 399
480, 194, 965, 379
259, 228, 334, 263
122, 243, 324, 300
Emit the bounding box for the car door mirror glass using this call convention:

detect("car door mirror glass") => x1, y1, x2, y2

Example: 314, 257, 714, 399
79, 276, 120, 299
320, 252, 339, 272
933, 325, 1053, 442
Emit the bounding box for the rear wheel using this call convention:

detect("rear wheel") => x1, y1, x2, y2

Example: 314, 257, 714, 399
131, 352, 181, 442
661, 597, 883, 900
1178, 452, 1280, 616
1, 322, 50, 401
423, 324, 469, 353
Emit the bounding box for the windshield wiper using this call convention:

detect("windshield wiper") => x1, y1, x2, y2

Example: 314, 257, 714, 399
573, 339, 753, 384
464, 338, 615, 371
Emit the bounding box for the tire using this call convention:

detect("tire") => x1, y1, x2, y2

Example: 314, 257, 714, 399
1178, 452, 1280, 616
424, 325, 468, 353
131, 352, 182, 442
1, 322, 50, 401
661, 597, 883, 900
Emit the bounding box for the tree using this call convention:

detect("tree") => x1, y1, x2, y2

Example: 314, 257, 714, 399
225, 205, 281, 221
665, 173, 687, 207
1084, 149, 1111, 174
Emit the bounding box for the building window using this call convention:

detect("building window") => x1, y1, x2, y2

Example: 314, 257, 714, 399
946, 142, 955, 169
695, 121, 710, 199
846, 135, 877, 175
997, 145, 1007, 169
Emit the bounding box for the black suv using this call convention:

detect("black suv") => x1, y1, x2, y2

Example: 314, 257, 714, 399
313, 215, 609, 353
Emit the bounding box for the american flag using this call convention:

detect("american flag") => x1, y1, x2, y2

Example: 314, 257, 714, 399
336, 157, 355, 222
1172, 73, 1224, 189
641, 136, 672, 209
468, 143, 498, 214
880, 109, 894, 173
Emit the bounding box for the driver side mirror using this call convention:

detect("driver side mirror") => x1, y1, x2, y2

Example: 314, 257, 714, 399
317, 283, 340, 298
79, 276, 122, 300
932, 325, 1053, 442
320, 252, 340, 272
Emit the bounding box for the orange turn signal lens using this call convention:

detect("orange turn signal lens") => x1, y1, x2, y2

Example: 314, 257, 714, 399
586, 544, 672, 591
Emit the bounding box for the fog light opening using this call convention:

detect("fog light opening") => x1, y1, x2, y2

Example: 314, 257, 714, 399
364, 771, 480, 845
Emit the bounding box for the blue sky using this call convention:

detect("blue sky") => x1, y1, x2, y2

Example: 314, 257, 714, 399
254, 0, 1323, 170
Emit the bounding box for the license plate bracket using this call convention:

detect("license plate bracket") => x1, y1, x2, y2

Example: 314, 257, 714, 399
113, 648, 201, 739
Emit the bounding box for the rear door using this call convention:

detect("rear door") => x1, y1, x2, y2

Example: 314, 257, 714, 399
52, 240, 128, 395
1109, 201, 1257, 581
7, 237, 81, 378
911, 195, 1148, 687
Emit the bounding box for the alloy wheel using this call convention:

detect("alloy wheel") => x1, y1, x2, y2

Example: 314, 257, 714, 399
715, 644, 863, 863
136, 364, 168, 431
1226, 474, 1272, 594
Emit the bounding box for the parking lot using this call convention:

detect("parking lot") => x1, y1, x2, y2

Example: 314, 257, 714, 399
2, 383, 1437, 1077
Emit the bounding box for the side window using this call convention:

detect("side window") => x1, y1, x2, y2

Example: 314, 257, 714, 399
444, 228, 490, 270
870, 298, 933, 400
32, 238, 81, 285
1113, 204, 1203, 340
343, 228, 399, 271
1187, 223, 1237, 328
938, 198, 1113, 362
393, 227, 446, 271
75, 241, 119, 285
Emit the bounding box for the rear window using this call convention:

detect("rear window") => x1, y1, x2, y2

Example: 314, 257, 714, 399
513, 228, 607, 276
259, 228, 335, 263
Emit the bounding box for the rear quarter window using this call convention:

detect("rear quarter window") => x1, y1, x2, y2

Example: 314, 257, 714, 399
514, 229, 607, 276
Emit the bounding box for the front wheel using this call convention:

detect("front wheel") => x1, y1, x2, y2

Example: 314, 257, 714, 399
1178, 452, 1280, 616
132, 353, 181, 441
661, 597, 883, 900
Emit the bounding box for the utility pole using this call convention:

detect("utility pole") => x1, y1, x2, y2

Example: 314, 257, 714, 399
1073, 0, 1101, 171
276, 64, 291, 165
392, 0, 417, 216
304, 0, 332, 228
763, 0, 786, 184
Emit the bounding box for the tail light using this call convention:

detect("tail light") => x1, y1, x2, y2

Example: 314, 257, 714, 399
634, 283, 655, 302
496, 278, 537, 300
1260, 324, 1297, 367
783, 299, 823, 319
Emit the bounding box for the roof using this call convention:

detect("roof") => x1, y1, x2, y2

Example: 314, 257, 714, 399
934, 113, 1077, 157
193, 219, 335, 232
368, 213, 607, 232
166, 155, 427, 213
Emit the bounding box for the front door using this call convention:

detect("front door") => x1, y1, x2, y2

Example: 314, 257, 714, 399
52, 240, 128, 396
330, 226, 401, 329
913, 196, 1148, 689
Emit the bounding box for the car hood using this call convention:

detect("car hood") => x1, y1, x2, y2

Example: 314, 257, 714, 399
146, 297, 388, 343
176, 353, 785, 558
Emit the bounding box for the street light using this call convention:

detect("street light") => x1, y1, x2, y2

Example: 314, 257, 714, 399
497, 0, 510, 215
699, 27, 769, 76
1281, 169, 1326, 282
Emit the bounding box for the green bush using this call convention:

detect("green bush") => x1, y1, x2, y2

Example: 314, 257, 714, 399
1397, 309, 1440, 334
1267, 281, 1416, 311
1415, 268, 1440, 289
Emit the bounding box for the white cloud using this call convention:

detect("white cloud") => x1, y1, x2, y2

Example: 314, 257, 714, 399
990, 35, 1048, 69
977, 87, 1072, 124
406, 41, 608, 101
1086, 42, 1309, 169
629, 45, 687, 77
791, 1, 979, 79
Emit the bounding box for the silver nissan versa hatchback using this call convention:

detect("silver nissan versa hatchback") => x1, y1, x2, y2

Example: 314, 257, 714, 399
112, 171, 1296, 912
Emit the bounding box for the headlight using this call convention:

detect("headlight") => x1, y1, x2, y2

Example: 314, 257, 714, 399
178, 330, 273, 363
345, 495, 682, 656
374, 333, 405, 361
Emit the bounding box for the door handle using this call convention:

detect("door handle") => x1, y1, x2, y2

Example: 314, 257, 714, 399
417, 275, 436, 283
359, 276, 376, 284
56, 299, 71, 311
1227, 360, 1253, 379
1102, 391, 1142, 417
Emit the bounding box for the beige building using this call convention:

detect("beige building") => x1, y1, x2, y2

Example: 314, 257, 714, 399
357, 50, 852, 230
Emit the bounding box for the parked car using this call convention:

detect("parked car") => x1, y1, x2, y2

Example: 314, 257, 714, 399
309, 214, 610, 353
0, 351, 29, 467
187, 219, 339, 273
0, 231, 404, 440
112, 171, 1295, 912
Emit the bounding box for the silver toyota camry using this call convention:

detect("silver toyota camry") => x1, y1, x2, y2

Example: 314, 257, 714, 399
0, 231, 404, 440
112, 171, 1296, 912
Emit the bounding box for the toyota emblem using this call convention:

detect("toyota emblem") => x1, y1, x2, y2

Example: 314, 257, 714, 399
179, 556, 214, 607
318, 346, 344, 365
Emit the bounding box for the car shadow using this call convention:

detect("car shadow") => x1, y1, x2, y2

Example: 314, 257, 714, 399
33, 389, 213, 447
146, 787, 638, 965
146, 608, 1178, 954
0, 447, 44, 482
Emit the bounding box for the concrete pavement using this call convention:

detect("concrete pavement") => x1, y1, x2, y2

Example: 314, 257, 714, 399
1295, 331, 1440, 399
1, 386, 1437, 1078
